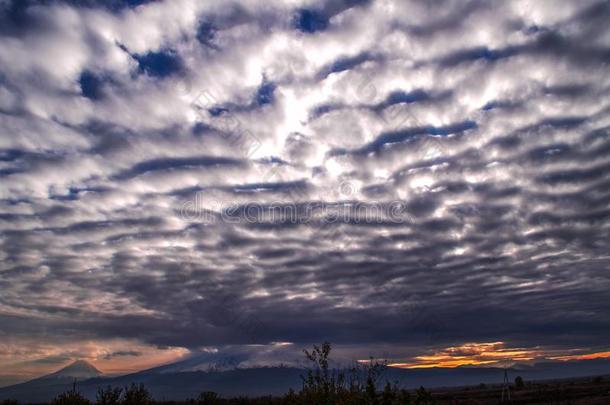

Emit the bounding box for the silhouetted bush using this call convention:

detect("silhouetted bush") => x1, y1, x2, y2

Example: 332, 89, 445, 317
96, 386, 123, 405
515, 375, 524, 389
297, 341, 400, 404
414, 386, 433, 404
123, 383, 151, 405
51, 383, 91, 405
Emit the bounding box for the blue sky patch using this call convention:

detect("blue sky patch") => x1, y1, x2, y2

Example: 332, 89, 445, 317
294, 9, 328, 33
255, 80, 276, 106
135, 50, 183, 78
78, 71, 105, 100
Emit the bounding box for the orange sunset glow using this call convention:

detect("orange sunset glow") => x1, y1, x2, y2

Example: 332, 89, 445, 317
549, 351, 610, 362
387, 342, 610, 369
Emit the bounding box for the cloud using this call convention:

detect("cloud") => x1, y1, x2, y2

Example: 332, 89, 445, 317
102, 350, 143, 360
0, 0, 609, 377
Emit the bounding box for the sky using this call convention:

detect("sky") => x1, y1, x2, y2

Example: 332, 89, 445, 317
1, 0, 610, 385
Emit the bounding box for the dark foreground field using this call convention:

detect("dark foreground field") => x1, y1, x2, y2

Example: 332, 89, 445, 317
430, 375, 610, 404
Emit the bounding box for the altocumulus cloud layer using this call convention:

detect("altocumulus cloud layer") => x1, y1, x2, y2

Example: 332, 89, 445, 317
1, 0, 610, 377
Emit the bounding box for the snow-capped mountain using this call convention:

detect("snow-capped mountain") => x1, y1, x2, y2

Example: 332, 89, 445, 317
139, 345, 304, 375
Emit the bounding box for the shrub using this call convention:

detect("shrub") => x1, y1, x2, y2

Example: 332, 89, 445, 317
515, 375, 525, 389
414, 386, 434, 404
122, 383, 151, 405
300, 341, 343, 403
96, 386, 123, 405
51, 383, 91, 405
298, 342, 411, 404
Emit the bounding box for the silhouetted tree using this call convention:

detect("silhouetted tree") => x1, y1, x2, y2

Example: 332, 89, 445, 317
122, 383, 150, 405
414, 385, 434, 404
514, 375, 525, 389
301, 341, 344, 403
364, 356, 387, 402
51, 382, 91, 405
397, 388, 412, 404
298, 342, 401, 404
381, 381, 398, 404
96, 386, 122, 405
282, 388, 298, 405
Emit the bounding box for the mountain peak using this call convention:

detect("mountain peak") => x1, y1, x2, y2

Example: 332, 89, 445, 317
49, 360, 102, 379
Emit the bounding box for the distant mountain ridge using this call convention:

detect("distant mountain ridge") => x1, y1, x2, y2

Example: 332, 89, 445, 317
2, 357, 610, 402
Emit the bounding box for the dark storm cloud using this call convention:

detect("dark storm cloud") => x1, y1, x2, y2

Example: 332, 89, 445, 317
112, 155, 245, 180
1, 0, 610, 371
